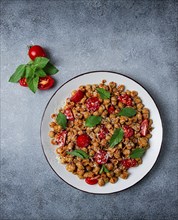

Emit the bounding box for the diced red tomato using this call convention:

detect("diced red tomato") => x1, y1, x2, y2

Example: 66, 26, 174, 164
123, 125, 134, 138
85, 176, 98, 185
19, 78, 28, 87
120, 159, 137, 169
64, 108, 74, 121
98, 125, 109, 139
94, 150, 108, 164
140, 119, 149, 136
55, 131, 67, 147
77, 134, 91, 148
118, 94, 132, 106
86, 97, 100, 111
70, 90, 84, 103
108, 105, 115, 114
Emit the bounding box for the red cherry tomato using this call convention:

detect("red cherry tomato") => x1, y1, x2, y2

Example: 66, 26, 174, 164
108, 105, 115, 114
64, 108, 74, 121
19, 78, 28, 87
94, 150, 108, 164
85, 176, 98, 185
118, 94, 132, 106
98, 125, 109, 139
123, 125, 134, 138
121, 159, 137, 169
140, 119, 149, 136
70, 90, 84, 103
38, 76, 54, 90
55, 131, 67, 148
77, 134, 91, 148
86, 97, 100, 111
28, 45, 46, 60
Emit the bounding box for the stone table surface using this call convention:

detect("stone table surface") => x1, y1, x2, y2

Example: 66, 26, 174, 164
1, 0, 178, 219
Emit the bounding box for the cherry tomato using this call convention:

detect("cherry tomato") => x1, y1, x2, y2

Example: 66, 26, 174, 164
38, 76, 54, 90
85, 177, 98, 185
70, 90, 84, 103
77, 134, 91, 148
28, 45, 46, 60
123, 125, 134, 138
120, 159, 137, 169
55, 131, 67, 148
94, 150, 108, 164
108, 105, 115, 114
86, 97, 100, 111
98, 125, 109, 139
19, 78, 28, 87
118, 94, 132, 106
140, 119, 149, 136
64, 108, 74, 121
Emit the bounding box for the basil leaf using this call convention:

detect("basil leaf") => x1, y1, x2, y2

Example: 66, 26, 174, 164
67, 151, 84, 159
118, 107, 137, 117
130, 148, 146, 158
26, 76, 39, 93
35, 69, 46, 77
109, 128, 124, 148
99, 165, 110, 174
43, 62, 58, 75
25, 65, 33, 78
56, 112, 67, 129
67, 149, 89, 159
85, 116, 102, 127
9, 64, 26, 82
33, 57, 49, 68
97, 88, 110, 99
99, 165, 104, 174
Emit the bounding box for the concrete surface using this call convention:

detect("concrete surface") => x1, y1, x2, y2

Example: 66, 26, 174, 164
1, 0, 178, 219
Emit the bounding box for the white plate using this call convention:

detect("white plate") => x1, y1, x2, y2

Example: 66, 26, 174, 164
40, 71, 163, 194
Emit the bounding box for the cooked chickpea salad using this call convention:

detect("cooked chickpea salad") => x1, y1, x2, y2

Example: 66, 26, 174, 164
48, 80, 153, 186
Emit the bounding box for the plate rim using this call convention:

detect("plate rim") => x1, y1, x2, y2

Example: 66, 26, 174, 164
40, 70, 163, 194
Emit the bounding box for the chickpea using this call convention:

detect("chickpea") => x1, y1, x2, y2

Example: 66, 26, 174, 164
138, 138, 148, 147
106, 171, 114, 178
101, 139, 107, 146
98, 106, 104, 114
146, 133, 152, 139
120, 171, 129, 179
131, 91, 138, 97
54, 125, 62, 132
110, 177, 118, 184
106, 163, 114, 171
93, 111, 99, 116
83, 172, 93, 178
48, 131, 55, 138
76, 161, 84, 169
83, 112, 89, 119
103, 99, 110, 105
114, 150, 121, 159
94, 127, 100, 133
86, 165, 92, 171
93, 166, 100, 175
137, 112, 142, 121
51, 114, 57, 119
66, 163, 76, 172
137, 103, 144, 110
89, 150, 95, 157
118, 85, 125, 92
49, 122, 56, 128
123, 149, 130, 155
134, 97, 142, 104
126, 90, 131, 96
114, 168, 121, 177
51, 139, 57, 145
98, 178, 105, 186
109, 81, 116, 88
118, 102, 124, 109
143, 113, 149, 119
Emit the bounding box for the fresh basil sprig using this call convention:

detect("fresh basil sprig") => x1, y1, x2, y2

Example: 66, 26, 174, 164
99, 165, 110, 174
56, 112, 67, 129
109, 128, 124, 148
118, 107, 137, 117
9, 57, 58, 93
97, 88, 110, 99
85, 116, 102, 127
67, 149, 89, 159
130, 148, 146, 158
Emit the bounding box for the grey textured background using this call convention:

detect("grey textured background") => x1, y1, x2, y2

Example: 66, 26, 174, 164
1, 0, 178, 219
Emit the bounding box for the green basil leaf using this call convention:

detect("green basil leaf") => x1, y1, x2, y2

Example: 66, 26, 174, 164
56, 112, 67, 129
67, 149, 89, 159
99, 165, 110, 174
109, 128, 124, 148
67, 151, 84, 159
35, 69, 46, 77
26, 76, 39, 93
103, 165, 110, 173
43, 62, 58, 75
85, 116, 102, 127
9, 64, 26, 82
25, 65, 33, 78
99, 165, 104, 174
118, 107, 137, 117
33, 57, 49, 68
97, 88, 110, 99
130, 148, 146, 158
